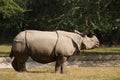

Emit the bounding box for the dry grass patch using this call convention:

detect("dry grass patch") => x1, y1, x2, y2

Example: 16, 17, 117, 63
0, 67, 120, 80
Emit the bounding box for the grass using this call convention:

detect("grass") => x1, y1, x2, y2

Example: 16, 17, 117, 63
0, 44, 120, 79
0, 44, 120, 56
81, 47, 120, 54
0, 67, 120, 80
0, 44, 11, 56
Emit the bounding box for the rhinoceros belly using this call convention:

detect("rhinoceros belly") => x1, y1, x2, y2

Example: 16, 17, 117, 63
26, 31, 57, 63
30, 53, 56, 64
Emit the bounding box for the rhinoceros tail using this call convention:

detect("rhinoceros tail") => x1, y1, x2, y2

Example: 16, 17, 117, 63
9, 49, 14, 58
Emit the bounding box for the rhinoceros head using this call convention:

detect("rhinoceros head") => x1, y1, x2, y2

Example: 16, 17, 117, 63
74, 30, 100, 49
81, 35, 99, 49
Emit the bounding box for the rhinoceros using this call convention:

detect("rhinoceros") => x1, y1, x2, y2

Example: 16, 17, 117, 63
9, 30, 99, 73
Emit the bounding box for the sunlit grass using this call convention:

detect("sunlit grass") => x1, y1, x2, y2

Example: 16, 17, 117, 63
81, 47, 120, 54
0, 44, 120, 56
0, 44, 11, 56
0, 67, 120, 80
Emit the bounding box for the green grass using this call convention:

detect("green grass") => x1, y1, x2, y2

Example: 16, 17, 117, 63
0, 67, 120, 80
0, 44, 120, 56
0, 44, 11, 56
81, 47, 120, 54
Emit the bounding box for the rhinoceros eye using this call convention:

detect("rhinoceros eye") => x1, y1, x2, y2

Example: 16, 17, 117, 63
87, 32, 95, 37
87, 33, 93, 37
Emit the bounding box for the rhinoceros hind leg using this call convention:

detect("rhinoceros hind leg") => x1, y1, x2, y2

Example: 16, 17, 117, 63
17, 62, 27, 72
12, 58, 19, 71
12, 55, 28, 72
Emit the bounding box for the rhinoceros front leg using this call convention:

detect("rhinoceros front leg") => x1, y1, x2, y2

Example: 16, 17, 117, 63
61, 57, 67, 73
55, 56, 67, 73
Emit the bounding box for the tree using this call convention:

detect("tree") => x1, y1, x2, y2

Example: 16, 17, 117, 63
0, 0, 26, 43
0, 0, 120, 45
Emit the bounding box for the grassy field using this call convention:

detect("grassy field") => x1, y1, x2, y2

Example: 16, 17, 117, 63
0, 44, 11, 56
0, 44, 120, 56
0, 45, 120, 80
0, 67, 120, 80
82, 47, 120, 54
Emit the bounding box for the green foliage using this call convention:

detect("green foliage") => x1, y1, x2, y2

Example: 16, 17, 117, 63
0, 0, 120, 44
56, 0, 120, 32
0, 0, 25, 18
0, 0, 27, 43
0, 0, 119, 31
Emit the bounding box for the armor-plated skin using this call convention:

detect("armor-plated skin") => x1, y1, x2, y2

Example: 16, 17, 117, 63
10, 30, 99, 73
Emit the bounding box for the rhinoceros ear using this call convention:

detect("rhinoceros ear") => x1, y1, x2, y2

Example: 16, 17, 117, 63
74, 30, 81, 34
74, 30, 85, 37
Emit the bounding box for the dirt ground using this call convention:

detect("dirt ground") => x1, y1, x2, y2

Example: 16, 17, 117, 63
0, 55, 120, 69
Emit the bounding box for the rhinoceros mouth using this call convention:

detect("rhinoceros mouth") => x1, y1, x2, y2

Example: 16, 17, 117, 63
95, 43, 100, 48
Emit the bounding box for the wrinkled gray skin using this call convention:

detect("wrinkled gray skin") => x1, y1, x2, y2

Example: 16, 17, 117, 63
10, 30, 99, 73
